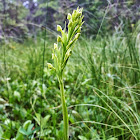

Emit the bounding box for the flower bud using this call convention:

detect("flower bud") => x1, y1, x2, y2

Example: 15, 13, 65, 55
67, 13, 72, 20
75, 33, 80, 39
57, 35, 62, 42
66, 49, 72, 57
76, 12, 82, 19
68, 21, 72, 28
47, 63, 55, 69
72, 10, 77, 21
57, 25, 62, 33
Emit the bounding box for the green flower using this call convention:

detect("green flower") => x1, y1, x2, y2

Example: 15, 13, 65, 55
48, 7, 84, 75
47, 8, 84, 140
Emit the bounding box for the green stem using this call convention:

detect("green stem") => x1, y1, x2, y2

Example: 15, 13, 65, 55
59, 76, 69, 140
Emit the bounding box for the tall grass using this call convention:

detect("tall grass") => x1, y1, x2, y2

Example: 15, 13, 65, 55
66, 23, 140, 139
0, 22, 140, 139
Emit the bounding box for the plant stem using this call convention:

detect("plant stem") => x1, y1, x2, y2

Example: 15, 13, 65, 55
59, 75, 69, 140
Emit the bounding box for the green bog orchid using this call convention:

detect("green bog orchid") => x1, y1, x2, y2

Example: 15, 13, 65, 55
48, 7, 84, 140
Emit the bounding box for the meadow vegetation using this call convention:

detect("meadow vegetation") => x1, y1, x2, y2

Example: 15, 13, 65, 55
0, 21, 140, 139
0, 1, 140, 140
